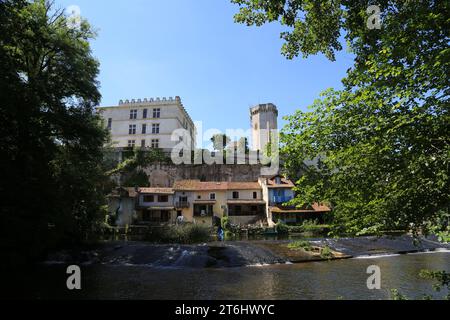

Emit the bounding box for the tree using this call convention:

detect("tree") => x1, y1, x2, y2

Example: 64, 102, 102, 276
0, 0, 109, 266
232, 1, 450, 235
211, 134, 231, 151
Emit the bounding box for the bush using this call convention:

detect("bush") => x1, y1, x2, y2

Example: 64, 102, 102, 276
145, 224, 211, 244
276, 221, 289, 234
287, 240, 312, 251
320, 245, 333, 259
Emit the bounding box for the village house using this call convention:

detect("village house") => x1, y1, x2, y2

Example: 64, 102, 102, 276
108, 175, 330, 227
172, 180, 266, 226
259, 175, 331, 225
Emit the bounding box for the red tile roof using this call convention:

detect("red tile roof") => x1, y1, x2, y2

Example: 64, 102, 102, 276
266, 176, 295, 188
173, 180, 261, 191
138, 188, 174, 194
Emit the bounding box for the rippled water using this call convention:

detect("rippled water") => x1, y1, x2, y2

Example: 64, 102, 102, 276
21, 251, 450, 300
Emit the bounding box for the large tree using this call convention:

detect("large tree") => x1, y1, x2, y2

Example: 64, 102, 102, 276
0, 0, 109, 266
232, 0, 449, 235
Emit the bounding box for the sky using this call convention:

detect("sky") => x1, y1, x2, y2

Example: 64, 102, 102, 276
57, 0, 354, 141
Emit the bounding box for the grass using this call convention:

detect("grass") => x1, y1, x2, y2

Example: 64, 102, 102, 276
287, 240, 313, 251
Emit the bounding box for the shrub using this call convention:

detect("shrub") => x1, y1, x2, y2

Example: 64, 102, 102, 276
145, 224, 211, 244
320, 245, 333, 259
287, 240, 312, 251
276, 221, 289, 234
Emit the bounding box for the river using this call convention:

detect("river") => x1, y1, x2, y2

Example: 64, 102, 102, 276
17, 248, 450, 300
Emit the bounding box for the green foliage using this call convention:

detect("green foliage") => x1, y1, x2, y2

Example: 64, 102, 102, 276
211, 134, 231, 151
108, 148, 170, 176
221, 215, 231, 231
419, 270, 450, 300
320, 245, 333, 259
122, 170, 150, 188
287, 240, 312, 251
0, 0, 109, 265
390, 289, 408, 301
275, 221, 289, 234
145, 224, 211, 244
236, 0, 450, 235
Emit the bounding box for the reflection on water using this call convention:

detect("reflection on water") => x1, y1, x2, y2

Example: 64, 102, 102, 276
20, 252, 450, 300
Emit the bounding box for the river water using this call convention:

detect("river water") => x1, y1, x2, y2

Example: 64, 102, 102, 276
22, 250, 450, 300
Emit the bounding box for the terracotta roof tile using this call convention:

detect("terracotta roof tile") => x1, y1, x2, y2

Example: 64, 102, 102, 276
173, 180, 261, 191
138, 188, 174, 194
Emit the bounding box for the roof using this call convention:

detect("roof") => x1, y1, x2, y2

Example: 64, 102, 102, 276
138, 188, 174, 195
270, 203, 331, 214
173, 180, 261, 191
108, 187, 138, 198
266, 175, 295, 188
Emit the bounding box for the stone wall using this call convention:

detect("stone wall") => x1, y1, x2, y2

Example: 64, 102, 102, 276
139, 163, 264, 187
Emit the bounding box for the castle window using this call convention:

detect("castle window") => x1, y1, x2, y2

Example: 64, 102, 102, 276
127, 140, 135, 148
142, 124, 147, 134
152, 123, 160, 134
253, 192, 258, 199
129, 124, 136, 135
130, 109, 137, 119
153, 108, 161, 118
143, 109, 148, 119
107, 118, 112, 130
151, 139, 159, 148
141, 139, 146, 148
210, 193, 216, 200
232, 191, 239, 199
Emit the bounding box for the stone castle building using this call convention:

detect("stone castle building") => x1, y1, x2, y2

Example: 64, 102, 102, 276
250, 103, 278, 152
97, 96, 196, 152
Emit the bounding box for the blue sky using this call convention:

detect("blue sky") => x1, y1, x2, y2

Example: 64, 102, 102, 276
58, 0, 354, 138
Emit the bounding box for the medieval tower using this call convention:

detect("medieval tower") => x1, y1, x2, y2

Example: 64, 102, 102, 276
250, 103, 278, 151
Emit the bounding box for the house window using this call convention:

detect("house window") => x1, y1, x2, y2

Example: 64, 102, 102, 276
129, 124, 136, 135
153, 108, 161, 118
152, 123, 160, 134
141, 139, 146, 148
107, 118, 112, 130
158, 195, 169, 203
130, 109, 137, 119
151, 139, 159, 149
142, 124, 147, 134
253, 192, 258, 199
127, 140, 135, 148
143, 195, 154, 202
210, 193, 216, 200
143, 109, 148, 119
232, 191, 239, 199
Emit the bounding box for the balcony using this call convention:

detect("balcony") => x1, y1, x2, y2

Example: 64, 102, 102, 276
270, 196, 293, 205
175, 201, 190, 208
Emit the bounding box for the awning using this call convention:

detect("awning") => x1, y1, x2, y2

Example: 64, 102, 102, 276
143, 207, 175, 211
193, 200, 216, 204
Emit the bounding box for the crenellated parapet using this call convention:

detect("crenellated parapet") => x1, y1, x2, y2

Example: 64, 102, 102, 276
118, 96, 182, 106
250, 103, 278, 117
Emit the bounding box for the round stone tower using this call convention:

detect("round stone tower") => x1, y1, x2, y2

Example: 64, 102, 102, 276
250, 103, 278, 151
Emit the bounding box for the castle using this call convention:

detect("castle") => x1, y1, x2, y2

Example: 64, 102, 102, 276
97, 97, 278, 154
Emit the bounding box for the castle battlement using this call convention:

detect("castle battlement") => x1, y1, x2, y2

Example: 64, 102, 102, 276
250, 103, 278, 117
118, 96, 182, 106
